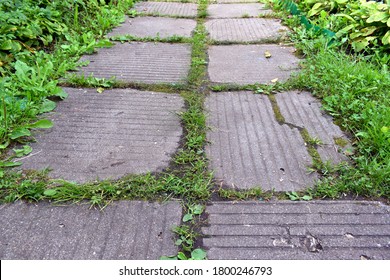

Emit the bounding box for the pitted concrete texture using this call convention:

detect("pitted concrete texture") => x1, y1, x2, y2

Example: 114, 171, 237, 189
205, 92, 316, 191
208, 45, 300, 84
202, 201, 390, 260
207, 4, 272, 18
107, 16, 196, 38
276, 91, 350, 164
20, 88, 184, 183
134, 1, 198, 17
0, 200, 182, 260
78, 42, 191, 84
206, 18, 287, 43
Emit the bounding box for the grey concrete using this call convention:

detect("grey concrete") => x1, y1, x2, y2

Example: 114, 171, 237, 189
276, 91, 350, 164
205, 92, 317, 191
107, 16, 196, 38
0, 200, 182, 260
208, 44, 300, 84
20, 88, 184, 183
77, 42, 191, 84
134, 2, 198, 17
206, 18, 287, 43
207, 4, 272, 18
202, 201, 390, 260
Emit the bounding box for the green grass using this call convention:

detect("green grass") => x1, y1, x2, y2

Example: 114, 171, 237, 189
272, 1, 390, 200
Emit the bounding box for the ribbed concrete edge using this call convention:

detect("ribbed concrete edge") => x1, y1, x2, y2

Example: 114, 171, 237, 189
202, 201, 390, 260
0, 200, 182, 260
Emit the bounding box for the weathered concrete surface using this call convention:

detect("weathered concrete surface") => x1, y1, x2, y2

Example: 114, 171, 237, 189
206, 18, 287, 43
208, 44, 300, 84
207, 4, 272, 18
202, 201, 390, 260
205, 92, 316, 191
276, 91, 350, 164
107, 16, 197, 38
20, 88, 184, 183
0, 200, 182, 260
134, 1, 198, 17
77, 42, 191, 84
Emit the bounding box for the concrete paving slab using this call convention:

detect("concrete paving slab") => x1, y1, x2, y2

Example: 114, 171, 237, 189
0, 200, 182, 259
20, 88, 184, 183
275, 91, 350, 164
205, 92, 317, 191
206, 18, 287, 43
202, 201, 390, 260
134, 1, 198, 17
207, 4, 272, 18
208, 44, 300, 85
77, 42, 191, 84
107, 16, 196, 38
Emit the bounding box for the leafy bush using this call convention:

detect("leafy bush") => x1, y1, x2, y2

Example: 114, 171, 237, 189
0, 0, 134, 158
293, 0, 390, 56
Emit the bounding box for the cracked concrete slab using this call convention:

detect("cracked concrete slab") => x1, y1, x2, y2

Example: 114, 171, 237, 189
207, 4, 272, 18
205, 92, 317, 191
19, 88, 184, 183
134, 1, 198, 17
0, 200, 182, 260
107, 16, 197, 38
202, 201, 390, 260
77, 42, 191, 84
275, 91, 351, 164
206, 18, 287, 43
208, 44, 300, 85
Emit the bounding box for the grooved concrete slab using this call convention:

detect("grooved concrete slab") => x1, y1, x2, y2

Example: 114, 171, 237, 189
202, 201, 390, 260
20, 88, 184, 182
208, 45, 300, 84
205, 92, 316, 191
107, 16, 197, 38
78, 42, 191, 84
206, 18, 287, 43
207, 4, 271, 18
134, 2, 198, 17
276, 91, 350, 164
0, 201, 182, 260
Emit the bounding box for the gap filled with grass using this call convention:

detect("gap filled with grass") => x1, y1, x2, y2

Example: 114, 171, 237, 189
269, 0, 390, 201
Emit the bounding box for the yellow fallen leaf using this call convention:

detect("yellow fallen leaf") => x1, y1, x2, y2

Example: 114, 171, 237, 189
271, 78, 278, 83
264, 51, 272, 58
97, 87, 105, 93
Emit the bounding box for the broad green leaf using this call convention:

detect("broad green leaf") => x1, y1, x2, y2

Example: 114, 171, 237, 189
175, 239, 183, 246
13, 145, 32, 157
39, 99, 56, 113
0, 141, 10, 149
51, 87, 68, 99
177, 252, 188, 260
307, 3, 323, 17
0, 161, 22, 167
28, 119, 53, 129
44, 189, 57, 197
387, 17, 390, 27
382, 31, 390, 45
367, 12, 389, 23
0, 170, 4, 178
9, 128, 31, 140
193, 204, 204, 215
191, 249, 207, 260
381, 126, 389, 134
302, 195, 313, 201
183, 213, 193, 222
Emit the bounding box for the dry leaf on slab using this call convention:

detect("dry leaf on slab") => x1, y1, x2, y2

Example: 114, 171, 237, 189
97, 87, 105, 93
264, 51, 272, 58
271, 78, 278, 83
